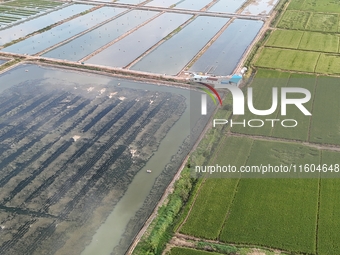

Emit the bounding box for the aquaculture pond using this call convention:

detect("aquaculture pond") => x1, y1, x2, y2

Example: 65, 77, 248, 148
0, 4, 93, 46
145, 0, 179, 8
189, 19, 263, 75
242, 0, 280, 15
86, 12, 192, 67
42, 10, 159, 61
208, 0, 246, 13
131, 16, 229, 75
175, 0, 212, 10
0, 63, 210, 255
2, 6, 127, 55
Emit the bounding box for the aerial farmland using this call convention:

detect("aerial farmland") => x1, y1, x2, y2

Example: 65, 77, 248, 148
2, 0, 339, 255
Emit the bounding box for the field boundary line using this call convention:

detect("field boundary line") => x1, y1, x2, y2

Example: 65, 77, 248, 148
315, 151, 322, 255
171, 233, 295, 255
313, 53, 321, 73
176, 177, 206, 233
296, 30, 305, 49
307, 75, 318, 142
216, 139, 254, 240
269, 72, 291, 137
228, 132, 340, 151
177, 132, 229, 233
304, 11, 313, 30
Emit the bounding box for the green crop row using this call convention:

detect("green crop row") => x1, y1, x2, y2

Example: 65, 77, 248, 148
278, 10, 340, 32
180, 136, 340, 254
230, 69, 340, 145
266, 30, 340, 53
288, 0, 340, 13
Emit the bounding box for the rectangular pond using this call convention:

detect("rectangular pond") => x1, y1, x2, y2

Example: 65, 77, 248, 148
189, 19, 263, 75
145, 0, 179, 7
86, 12, 192, 67
42, 10, 159, 61
0, 4, 94, 46
0, 62, 210, 255
130, 16, 229, 75
175, 0, 212, 10
1, 6, 127, 55
208, 0, 246, 13
242, 0, 280, 15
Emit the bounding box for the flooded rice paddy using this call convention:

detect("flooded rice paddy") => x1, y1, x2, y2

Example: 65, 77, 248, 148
130, 16, 229, 75
0, 63, 206, 255
208, 0, 246, 13
0, 4, 93, 46
2, 6, 127, 55
189, 19, 263, 75
86, 12, 192, 67
42, 9, 159, 61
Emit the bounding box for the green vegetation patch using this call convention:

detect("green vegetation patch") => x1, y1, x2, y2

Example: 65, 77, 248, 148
315, 53, 340, 74
299, 31, 339, 52
301, 0, 340, 13
318, 151, 340, 254
180, 136, 252, 239
255, 48, 320, 72
220, 178, 318, 253
309, 76, 340, 144
318, 177, 340, 255
179, 178, 239, 239
265, 29, 303, 49
287, 0, 305, 10
232, 69, 290, 136
169, 247, 222, 255
271, 73, 316, 141
278, 10, 311, 30
306, 13, 339, 32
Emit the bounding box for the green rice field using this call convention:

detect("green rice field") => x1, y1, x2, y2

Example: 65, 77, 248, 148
266, 30, 340, 53
231, 69, 340, 145
255, 48, 320, 72
180, 137, 340, 254
288, 0, 340, 13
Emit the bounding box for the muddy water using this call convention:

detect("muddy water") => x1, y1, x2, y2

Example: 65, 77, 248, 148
80, 78, 203, 255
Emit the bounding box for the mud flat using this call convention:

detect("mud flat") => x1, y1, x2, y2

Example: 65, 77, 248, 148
0, 63, 209, 255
